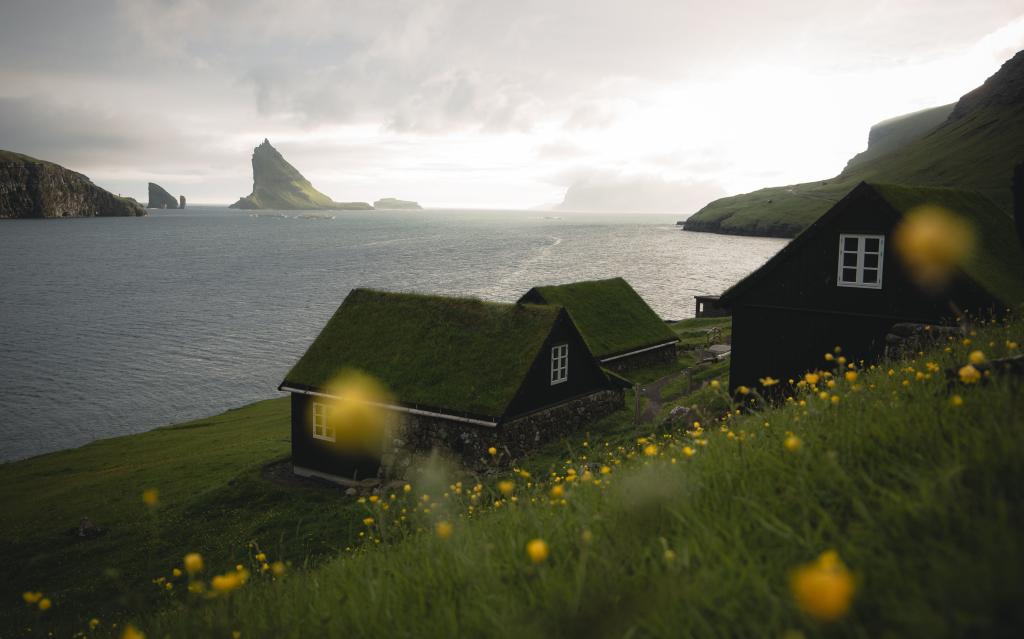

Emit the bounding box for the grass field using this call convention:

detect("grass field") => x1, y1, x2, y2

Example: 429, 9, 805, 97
7, 317, 1021, 638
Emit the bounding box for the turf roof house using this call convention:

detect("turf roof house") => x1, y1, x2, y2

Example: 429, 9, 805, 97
720, 182, 1024, 393
517, 278, 680, 372
279, 289, 622, 483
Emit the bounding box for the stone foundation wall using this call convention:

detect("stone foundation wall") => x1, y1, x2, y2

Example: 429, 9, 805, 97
602, 343, 677, 373
386, 390, 623, 475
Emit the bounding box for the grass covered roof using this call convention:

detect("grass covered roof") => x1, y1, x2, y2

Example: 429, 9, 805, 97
519, 278, 678, 359
281, 289, 562, 419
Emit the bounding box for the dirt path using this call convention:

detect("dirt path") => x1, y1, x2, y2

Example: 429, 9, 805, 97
637, 367, 694, 423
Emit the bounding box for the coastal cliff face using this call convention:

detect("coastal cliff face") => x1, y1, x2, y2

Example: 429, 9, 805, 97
147, 182, 179, 209
0, 150, 146, 219
230, 139, 372, 210
683, 48, 1024, 238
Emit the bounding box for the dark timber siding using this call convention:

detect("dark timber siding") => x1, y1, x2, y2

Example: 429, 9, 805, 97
504, 309, 612, 418
290, 392, 381, 481
727, 188, 1001, 391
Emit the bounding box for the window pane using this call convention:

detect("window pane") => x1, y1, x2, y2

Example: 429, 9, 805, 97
843, 237, 858, 251
863, 269, 878, 283
864, 237, 880, 252
863, 253, 879, 268
842, 253, 857, 267
842, 268, 857, 282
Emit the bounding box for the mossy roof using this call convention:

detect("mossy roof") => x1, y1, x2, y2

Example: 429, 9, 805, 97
281, 289, 562, 419
518, 278, 678, 359
720, 182, 1024, 306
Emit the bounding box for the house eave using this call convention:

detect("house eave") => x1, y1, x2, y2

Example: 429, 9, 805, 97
598, 339, 679, 363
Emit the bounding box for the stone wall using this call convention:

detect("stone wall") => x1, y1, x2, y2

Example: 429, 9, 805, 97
386, 389, 623, 476
602, 343, 677, 373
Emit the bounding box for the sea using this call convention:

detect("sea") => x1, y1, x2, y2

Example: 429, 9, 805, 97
0, 207, 786, 462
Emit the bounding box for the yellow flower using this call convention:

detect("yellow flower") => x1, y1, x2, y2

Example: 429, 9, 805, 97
526, 538, 549, 564
549, 484, 565, 498
89, 618, 101, 630
233, 632, 241, 639
892, 205, 975, 287
141, 488, 159, 508
271, 561, 286, 576
435, 521, 453, 539
22, 591, 42, 604
737, 385, 750, 395
403, 483, 412, 493
789, 550, 856, 621
824, 353, 834, 361
759, 376, 779, 387
211, 573, 243, 594
498, 480, 515, 496
599, 465, 611, 475
710, 380, 720, 389
487, 446, 498, 456
958, 364, 981, 384
121, 625, 146, 639
172, 568, 182, 578
785, 436, 802, 452
804, 373, 819, 386
818, 391, 829, 401
643, 444, 658, 456
968, 350, 985, 365
1007, 340, 1019, 350
368, 495, 379, 503
362, 517, 375, 526
831, 395, 840, 405
682, 446, 696, 458
663, 549, 677, 563
183, 553, 204, 575
255, 552, 266, 563
949, 394, 964, 407
844, 371, 857, 383
38, 598, 51, 611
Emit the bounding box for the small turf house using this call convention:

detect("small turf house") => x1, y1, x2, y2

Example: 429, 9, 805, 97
721, 181, 1024, 393
517, 278, 679, 371
279, 289, 621, 483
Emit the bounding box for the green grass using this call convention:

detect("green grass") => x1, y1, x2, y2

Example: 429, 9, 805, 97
521, 278, 680, 359
121, 320, 1023, 638
683, 54, 1024, 237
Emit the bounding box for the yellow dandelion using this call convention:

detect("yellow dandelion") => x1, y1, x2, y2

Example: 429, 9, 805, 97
435, 521, 454, 539
22, 591, 42, 604
682, 446, 696, 458
362, 517, 375, 526
171, 568, 182, 578
737, 385, 750, 395
38, 598, 51, 611
958, 364, 981, 384
211, 573, 243, 594
844, 371, 857, 383
549, 484, 565, 498
141, 488, 159, 508
804, 373, 819, 386
498, 480, 515, 496
892, 205, 975, 288
710, 380, 720, 389
831, 395, 840, 405
643, 444, 659, 456
526, 538, 549, 564
759, 376, 779, 387
789, 550, 856, 621
785, 436, 802, 452
824, 353, 834, 361
255, 552, 266, 563
487, 446, 498, 456
599, 465, 611, 475
271, 561, 286, 576
183, 552, 204, 575
121, 625, 146, 639
968, 350, 985, 365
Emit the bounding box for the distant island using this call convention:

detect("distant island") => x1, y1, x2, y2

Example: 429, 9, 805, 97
147, 182, 184, 209
373, 197, 422, 210
230, 139, 373, 211
683, 49, 1024, 238
0, 150, 146, 219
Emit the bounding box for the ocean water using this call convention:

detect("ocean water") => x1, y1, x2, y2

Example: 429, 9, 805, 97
0, 207, 786, 462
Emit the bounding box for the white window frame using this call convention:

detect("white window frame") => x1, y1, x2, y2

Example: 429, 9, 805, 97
836, 234, 885, 290
312, 402, 335, 442
550, 344, 568, 385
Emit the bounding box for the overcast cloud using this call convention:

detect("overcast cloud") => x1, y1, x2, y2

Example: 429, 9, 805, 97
1, 0, 1022, 210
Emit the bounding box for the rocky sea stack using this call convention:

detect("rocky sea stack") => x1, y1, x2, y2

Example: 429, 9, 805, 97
0, 150, 146, 219
147, 182, 180, 209
230, 139, 372, 211
373, 197, 422, 210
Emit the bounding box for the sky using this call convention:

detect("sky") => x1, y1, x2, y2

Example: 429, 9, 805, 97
1, 1, 1023, 211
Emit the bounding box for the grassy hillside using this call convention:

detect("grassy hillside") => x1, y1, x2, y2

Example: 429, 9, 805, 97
684, 50, 1024, 237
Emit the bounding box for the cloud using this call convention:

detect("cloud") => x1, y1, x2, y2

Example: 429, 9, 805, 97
556, 172, 727, 214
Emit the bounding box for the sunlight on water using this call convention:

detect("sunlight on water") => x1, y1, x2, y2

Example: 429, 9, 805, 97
0, 207, 786, 461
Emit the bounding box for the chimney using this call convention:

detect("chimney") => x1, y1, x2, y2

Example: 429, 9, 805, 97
1015, 162, 1024, 252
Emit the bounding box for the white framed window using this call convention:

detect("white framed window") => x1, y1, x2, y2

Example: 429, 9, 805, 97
550, 344, 568, 385
837, 234, 885, 289
312, 402, 335, 442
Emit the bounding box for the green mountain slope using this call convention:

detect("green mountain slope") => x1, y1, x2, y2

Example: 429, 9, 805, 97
229, 139, 372, 210
684, 49, 1024, 237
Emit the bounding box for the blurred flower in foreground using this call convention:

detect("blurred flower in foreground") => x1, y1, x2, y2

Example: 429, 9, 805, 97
142, 488, 159, 508
435, 521, 453, 539
122, 625, 145, 639
790, 550, 856, 621
184, 552, 204, 575
323, 370, 395, 455
958, 365, 981, 384
892, 205, 974, 288
526, 539, 549, 564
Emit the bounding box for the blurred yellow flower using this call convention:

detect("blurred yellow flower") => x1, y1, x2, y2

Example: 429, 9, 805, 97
824, 353, 834, 361
549, 485, 565, 498
831, 395, 840, 405
958, 364, 981, 384
22, 591, 42, 604
435, 521, 453, 539
498, 480, 515, 496
785, 436, 802, 452
892, 205, 975, 288
599, 465, 611, 475
38, 598, 51, 611
89, 618, 100, 630
403, 483, 412, 493
271, 561, 286, 577
211, 573, 243, 594
362, 517, 375, 526
737, 385, 750, 395
663, 549, 677, 563
759, 376, 779, 387
141, 488, 159, 508
643, 444, 659, 456
949, 394, 964, 407
581, 529, 593, 544
804, 373, 819, 386
122, 625, 146, 639
968, 350, 986, 365
171, 568, 182, 578
710, 380, 720, 389
255, 552, 266, 563
526, 538, 549, 564
789, 550, 856, 621
487, 446, 498, 456
183, 553, 204, 575
844, 371, 858, 383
